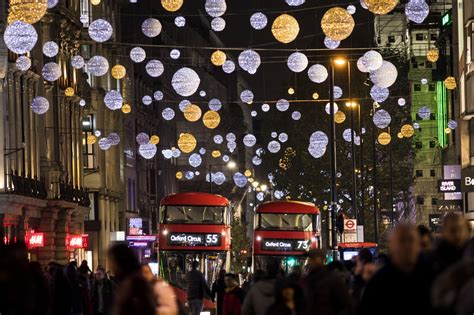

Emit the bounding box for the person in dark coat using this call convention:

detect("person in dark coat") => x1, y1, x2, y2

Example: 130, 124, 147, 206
358, 224, 434, 315
266, 279, 304, 315
211, 269, 227, 315
91, 268, 116, 315
302, 249, 353, 315
222, 273, 244, 315
186, 260, 212, 315
29, 261, 49, 315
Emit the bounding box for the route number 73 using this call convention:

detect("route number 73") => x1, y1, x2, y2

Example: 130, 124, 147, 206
297, 240, 309, 249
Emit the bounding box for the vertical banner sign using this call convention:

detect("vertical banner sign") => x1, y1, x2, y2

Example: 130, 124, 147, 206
343, 219, 357, 243
443, 165, 462, 200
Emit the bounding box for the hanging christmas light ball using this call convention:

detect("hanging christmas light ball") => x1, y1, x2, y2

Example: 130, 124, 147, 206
252, 156, 262, 165
343, 129, 356, 142
7, 0, 48, 24
79, 99, 86, 107
405, 0, 429, 24
397, 132, 404, 139
107, 133, 121, 146
226, 133, 236, 142
250, 12, 268, 30
111, 64, 126, 79
243, 134, 257, 147
139, 143, 157, 159
271, 14, 300, 44
271, 132, 278, 138
373, 109, 392, 128
262, 103, 270, 112
98, 138, 112, 151
279, 133, 289, 143
162, 108, 175, 121
31, 96, 49, 115
308, 142, 326, 158
240, 90, 254, 103
267, 140, 281, 153
16, 56, 31, 71
398, 98, 406, 106
333, 86, 343, 99
208, 98, 222, 111
42, 62, 61, 82
64, 87, 75, 97
276, 99, 290, 112
238, 49, 261, 74
418, 106, 431, 120
154, 90, 164, 101
347, 4, 357, 14
179, 100, 191, 112
286, 0, 305, 6
370, 85, 390, 102
369, 60, 398, 88
222, 60, 235, 73
287, 52, 308, 73
211, 50, 226, 66
362, 50, 383, 71
292, 111, 302, 120
185, 171, 195, 180
95, 130, 102, 138
142, 95, 152, 105
172, 67, 201, 97
104, 90, 123, 110
150, 135, 160, 145
448, 120, 457, 130
444, 76, 457, 90
288, 88, 295, 95
213, 172, 226, 185
130, 47, 146, 63
357, 57, 369, 73
142, 18, 162, 38
178, 133, 197, 153
377, 132, 391, 145
335, 111, 346, 123
42, 41, 59, 57
321, 7, 355, 41
136, 132, 150, 145
189, 153, 203, 168
162, 149, 173, 159
4, 21, 38, 55
233, 172, 248, 188
121, 104, 131, 114
226, 141, 236, 152
426, 48, 439, 62
161, 0, 183, 12
365, 0, 399, 15
90, 0, 101, 5
212, 150, 222, 158
308, 64, 328, 83
360, 0, 368, 9
71, 55, 85, 69
202, 110, 221, 129
146, 60, 164, 78
170, 49, 181, 59
401, 124, 415, 137
87, 55, 109, 77
175, 16, 186, 27
211, 17, 226, 32
88, 19, 113, 42
312, 92, 319, 100
87, 135, 97, 145
325, 102, 339, 115
421, 78, 428, 85
324, 37, 341, 49
205, 0, 227, 17
184, 104, 202, 122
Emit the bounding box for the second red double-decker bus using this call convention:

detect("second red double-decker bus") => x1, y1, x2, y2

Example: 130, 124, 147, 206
158, 192, 231, 307
253, 201, 320, 273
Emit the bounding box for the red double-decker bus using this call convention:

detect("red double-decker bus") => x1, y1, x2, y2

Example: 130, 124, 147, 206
253, 201, 320, 273
158, 192, 231, 307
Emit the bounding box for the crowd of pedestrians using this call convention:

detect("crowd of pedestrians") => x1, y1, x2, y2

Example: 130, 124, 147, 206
0, 212, 473, 315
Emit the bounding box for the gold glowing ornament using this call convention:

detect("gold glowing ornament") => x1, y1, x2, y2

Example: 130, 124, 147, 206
244, 170, 252, 177
183, 104, 202, 122
400, 124, 415, 138
121, 104, 131, 114
288, 87, 295, 95
211, 50, 226, 66
8, 0, 48, 24
426, 49, 439, 63
161, 0, 183, 12
397, 132, 404, 139
444, 76, 457, 90
87, 135, 97, 144
271, 14, 300, 44
150, 135, 160, 145
177, 133, 197, 153
212, 150, 221, 158
111, 65, 126, 80
445, 128, 452, 134
364, 0, 399, 15
312, 92, 319, 100
334, 111, 346, 124
202, 110, 221, 129
90, 0, 101, 5
378, 132, 391, 145
176, 171, 183, 180
321, 7, 355, 41
65, 87, 75, 97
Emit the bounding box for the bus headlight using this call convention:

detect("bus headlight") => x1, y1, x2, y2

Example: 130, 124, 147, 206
162, 229, 168, 236
221, 231, 226, 236
256, 236, 262, 241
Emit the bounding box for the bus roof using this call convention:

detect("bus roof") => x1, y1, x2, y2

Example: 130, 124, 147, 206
338, 242, 378, 249
256, 201, 319, 214
160, 192, 230, 207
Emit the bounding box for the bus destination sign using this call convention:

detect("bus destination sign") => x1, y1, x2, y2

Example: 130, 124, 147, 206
167, 233, 221, 247
261, 239, 310, 252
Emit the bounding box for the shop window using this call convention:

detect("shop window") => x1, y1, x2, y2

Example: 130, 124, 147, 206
429, 84, 436, 91
416, 196, 424, 204
429, 141, 436, 148
415, 33, 425, 41
82, 115, 95, 170
414, 84, 421, 91
431, 198, 438, 205
416, 170, 424, 177
430, 170, 436, 177
388, 35, 396, 43
416, 142, 423, 149
430, 33, 438, 41
430, 113, 436, 120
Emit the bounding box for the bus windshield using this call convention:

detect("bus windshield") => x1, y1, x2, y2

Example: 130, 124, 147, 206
259, 213, 314, 231
162, 205, 225, 224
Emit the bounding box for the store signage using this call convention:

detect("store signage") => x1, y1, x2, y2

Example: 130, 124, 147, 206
436, 200, 463, 212
66, 234, 89, 249
27, 233, 44, 248
429, 214, 443, 231
438, 180, 461, 193
167, 233, 221, 247
343, 219, 357, 243
129, 218, 143, 235
126, 235, 156, 242
462, 166, 474, 192
261, 239, 310, 252
128, 241, 148, 247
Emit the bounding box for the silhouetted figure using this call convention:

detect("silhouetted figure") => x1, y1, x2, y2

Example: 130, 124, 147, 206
266, 279, 304, 315
141, 264, 178, 315
186, 260, 212, 315
222, 273, 244, 315
29, 261, 49, 315
91, 268, 116, 315
211, 269, 227, 315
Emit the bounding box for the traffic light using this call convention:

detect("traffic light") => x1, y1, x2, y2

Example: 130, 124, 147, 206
287, 257, 296, 268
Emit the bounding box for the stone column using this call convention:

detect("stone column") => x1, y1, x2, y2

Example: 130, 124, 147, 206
98, 194, 107, 267
55, 208, 73, 265
37, 208, 58, 265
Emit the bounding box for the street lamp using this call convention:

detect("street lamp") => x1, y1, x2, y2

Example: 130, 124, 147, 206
209, 160, 237, 193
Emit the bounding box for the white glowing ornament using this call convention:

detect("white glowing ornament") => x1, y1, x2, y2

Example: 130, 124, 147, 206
421, 78, 428, 85
154, 90, 164, 101
211, 17, 226, 31
95, 130, 102, 138
292, 111, 301, 120
373, 109, 392, 128
324, 37, 340, 49
286, 0, 305, 6
185, 171, 195, 180
175, 16, 186, 27
171, 67, 201, 97
43, 41, 59, 57
222, 60, 235, 73
16, 56, 31, 71
238, 50, 261, 74
4, 21, 38, 55
31, 96, 49, 115
189, 153, 202, 168
448, 120, 457, 129
251, 111, 257, 117
278, 133, 288, 143
199, 91, 206, 97
162, 108, 175, 120
79, 99, 86, 107
343, 129, 356, 142
398, 98, 406, 106
205, 0, 227, 17
142, 95, 152, 105
370, 86, 390, 102
357, 57, 369, 73
107, 133, 120, 146
71, 55, 85, 69
87, 56, 109, 77
233, 173, 248, 188
146, 60, 164, 78
333, 86, 343, 99
208, 98, 222, 111
250, 12, 267, 30
243, 134, 257, 147
104, 90, 123, 110
310, 131, 329, 147
262, 104, 270, 112
418, 106, 431, 120
142, 18, 162, 38
130, 47, 146, 63
308, 64, 328, 83
240, 90, 254, 103
252, 156, 262, 165
214, 135, 223, 144
325, 102, 339, 115
42, 62, 61, 82
88, 19, 113, 42
179, 100, 191, 112
287, 52, 308, 73
405, 0, 429, 24
276, 99, 290, 112
226, 133, 236, 142
361, 50, 383, 71
268, 141, 281, 153
48, 0, 59, 8
170, 49, 180, 59
139, 143, 157, 159
136, 133, 150, 145
370, 61, 398, 88
213, 172, 226, 185
347, 5, 356, 14
308, 142, 326, 158
98, 138, 112, 151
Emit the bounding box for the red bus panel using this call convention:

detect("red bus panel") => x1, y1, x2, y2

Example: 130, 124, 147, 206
253, 230, 318, 256
256, 201, 319, 214
160, 192, 229, 207
159, 224, 230, 251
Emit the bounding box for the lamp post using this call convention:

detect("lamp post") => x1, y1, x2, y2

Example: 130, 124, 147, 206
209, 161, 236, 193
